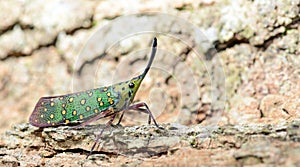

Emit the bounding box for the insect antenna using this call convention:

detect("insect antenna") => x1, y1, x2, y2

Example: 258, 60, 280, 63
141, 37, 157, 78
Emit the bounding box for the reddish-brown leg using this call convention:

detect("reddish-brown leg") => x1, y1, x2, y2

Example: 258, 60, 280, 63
67, 110, 112, 130
127, 102, 161, 129
116, 108, 152, 125
116, 110, 125, 125
87, 113, 117, 159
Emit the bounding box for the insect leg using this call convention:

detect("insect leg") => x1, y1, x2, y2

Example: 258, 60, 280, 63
87, 112, 118, 158
130, 108, 151, 124
116, 111, 125, 125
128, 102, 162, 129
116, 108, 151, 125
71, 110, 112, 129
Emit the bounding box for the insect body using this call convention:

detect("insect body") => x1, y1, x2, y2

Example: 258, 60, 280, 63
29, 37, 160, 156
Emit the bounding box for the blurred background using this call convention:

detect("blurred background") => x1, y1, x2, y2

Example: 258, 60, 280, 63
0, 0, 299, 135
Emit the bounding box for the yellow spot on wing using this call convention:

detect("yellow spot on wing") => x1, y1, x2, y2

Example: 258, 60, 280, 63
40, 114, 44, 118
86, 106, 91, 111
88, 92, 93, 97
81, 99, 86, 105
79, 114, 83, 119
50, 114, 54, 119
69, 97, 74, 103
50, 102, 55, 106
65, 120, 70, 124
72, 110, 77, 116
100, 101, 104, 106
94, 109, 98, 113
47, 120, 50, 124
62, 110, 66, 115
62, 103, 66, 107
108, 98, 114, 105
97, 97, 102, 102
107, 92, 111, 97
44, 108, 48, 112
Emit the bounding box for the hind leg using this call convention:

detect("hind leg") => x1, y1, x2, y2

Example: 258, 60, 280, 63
87, 112, 117, 158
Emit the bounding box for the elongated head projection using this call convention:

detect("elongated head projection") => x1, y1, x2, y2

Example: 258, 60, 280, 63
29, 37, 158, 128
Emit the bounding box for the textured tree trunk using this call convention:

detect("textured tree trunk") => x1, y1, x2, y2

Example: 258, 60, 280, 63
1, 121, 300, 166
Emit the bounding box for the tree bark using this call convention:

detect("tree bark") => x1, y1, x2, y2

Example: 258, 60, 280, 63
1, 120, 300, 166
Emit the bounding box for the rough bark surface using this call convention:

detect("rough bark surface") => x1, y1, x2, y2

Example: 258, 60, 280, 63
1, 120, 300, 166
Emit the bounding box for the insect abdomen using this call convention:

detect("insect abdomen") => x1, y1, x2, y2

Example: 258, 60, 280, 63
29, 86, 118, 127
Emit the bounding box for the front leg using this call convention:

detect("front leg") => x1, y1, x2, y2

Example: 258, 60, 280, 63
127, 102, 162, 129
116, 108, 151, 125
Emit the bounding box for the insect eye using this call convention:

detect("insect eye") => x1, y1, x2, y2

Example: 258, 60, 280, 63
128, 82, 135, 88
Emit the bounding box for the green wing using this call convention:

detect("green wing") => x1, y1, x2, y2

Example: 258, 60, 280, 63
29, 86, 119, 127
